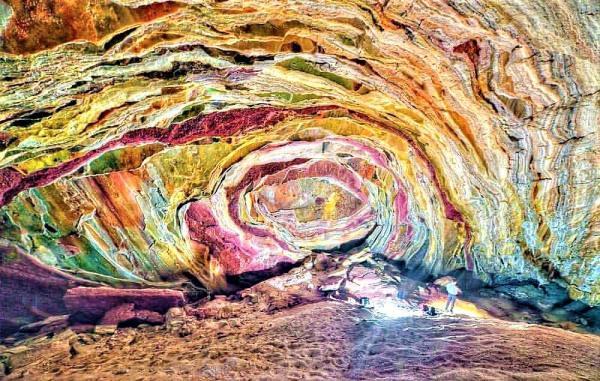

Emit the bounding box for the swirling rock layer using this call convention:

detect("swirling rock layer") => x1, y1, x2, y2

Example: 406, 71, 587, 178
0, 1, 598, 306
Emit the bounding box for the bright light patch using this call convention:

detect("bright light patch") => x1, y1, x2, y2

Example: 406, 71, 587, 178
428, 297, 490, 319
371, 298, 419, 319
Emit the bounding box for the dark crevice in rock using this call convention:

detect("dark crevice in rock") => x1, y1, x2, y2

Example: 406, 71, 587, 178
313, 232, 371, 255
103, 27, 138, 51
225, 261, 299, 291
181, 271, 209, 302
202, 47, 276, 64
96, 56, 144, 68
390, 19, 416, 41
4, 99, 77, 129
43, 223, 58, 235
9, 110, 53, 128
235, 21, 307, 37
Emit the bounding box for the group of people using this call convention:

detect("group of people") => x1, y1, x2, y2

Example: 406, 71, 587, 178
319, 274, 463, 317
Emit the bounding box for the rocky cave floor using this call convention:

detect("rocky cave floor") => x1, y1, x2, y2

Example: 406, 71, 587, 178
2, 256, 600, 380
2, 299, 600, 381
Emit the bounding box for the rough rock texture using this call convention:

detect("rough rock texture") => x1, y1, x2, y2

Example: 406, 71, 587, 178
64, 287, 186, 323
0, 0, 598, 307
0, 0, 180, 54
0, 246, 94, 335
99, 303, 164, 326
2, 301, 600, 380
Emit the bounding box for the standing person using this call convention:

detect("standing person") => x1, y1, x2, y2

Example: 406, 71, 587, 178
444, 280, 461, 313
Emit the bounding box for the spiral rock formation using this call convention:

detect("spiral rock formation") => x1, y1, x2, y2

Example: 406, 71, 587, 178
0, 0, 598, 305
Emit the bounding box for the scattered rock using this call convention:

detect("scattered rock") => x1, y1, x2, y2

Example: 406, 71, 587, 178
563, 300, 589, 313
189, 297, 245, 319
3, 345, 28, 355
94, 325, 117, 336
558, 321, 580, 331
178, 322, 193, 337
495, 282, 570, 312
242, 270, 322, 313
0, 353, 11, 375
76, 333, 97, 345
582, 307, 600, 330
64, 287, 186, 323
314, 253, 333, 271
165, 307, 186, 329
0, 345, 29, 374
346, 266, 398, 300
71, 324, 95, 334
319, 276, 344, 293
303, 260, 314, 270
542, 308, 570, 324
18, 315, 69, 334
68, 340, 85, 358
99, 303, 164, 327
106, 309, 131, 327
165, 307, 193, 336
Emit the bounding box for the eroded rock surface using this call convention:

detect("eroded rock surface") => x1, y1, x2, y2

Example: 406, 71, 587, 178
64, 287, 186, 323
2, 301, 600, 381
0, 0, 598, 337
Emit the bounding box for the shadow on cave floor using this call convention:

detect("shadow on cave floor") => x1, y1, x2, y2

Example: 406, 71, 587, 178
2, 301, 599, 380
1, 250, 599, 380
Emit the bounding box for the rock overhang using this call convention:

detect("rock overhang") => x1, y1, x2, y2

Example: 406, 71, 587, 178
0, 0, 597, 308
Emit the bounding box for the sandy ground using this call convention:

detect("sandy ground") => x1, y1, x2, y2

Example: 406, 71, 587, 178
4, 300, 600, 381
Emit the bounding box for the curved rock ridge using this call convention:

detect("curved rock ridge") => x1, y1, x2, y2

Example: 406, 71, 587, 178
0, 0, 598, 304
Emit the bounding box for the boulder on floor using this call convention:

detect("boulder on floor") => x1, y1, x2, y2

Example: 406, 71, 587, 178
100, 303, 164, 327
18, 315, 69, 335
64, 287, 186, 323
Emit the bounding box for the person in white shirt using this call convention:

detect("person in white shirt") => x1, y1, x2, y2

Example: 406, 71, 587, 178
444, 280, 461, 313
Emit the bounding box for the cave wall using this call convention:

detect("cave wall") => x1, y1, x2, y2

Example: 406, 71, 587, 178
0, 0, 598, 304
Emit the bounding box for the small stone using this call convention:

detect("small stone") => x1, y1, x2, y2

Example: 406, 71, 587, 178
165, 307, 186, 331
0, 354, 11, 376
100, 303, 164, 327
314, 253, 332, 271
71, 324, 95, 334
100, 303, 136, 326
542, 309, 570, 323
2, 338, 16, 346
94, 325, 117, 335
125, 333, 137, 345
69, 342, 83, 357
19, 315, 69, 334
77, 334, 96, 345
178, 322, 193, 337
4, 345, 28, 355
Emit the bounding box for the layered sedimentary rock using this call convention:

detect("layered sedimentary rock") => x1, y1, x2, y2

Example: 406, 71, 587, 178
0, 0, 598, 307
